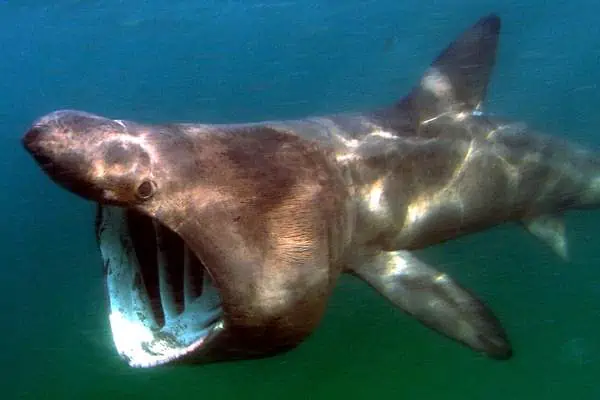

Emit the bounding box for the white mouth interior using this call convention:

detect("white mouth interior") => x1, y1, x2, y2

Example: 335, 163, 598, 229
96, 206, 223, 368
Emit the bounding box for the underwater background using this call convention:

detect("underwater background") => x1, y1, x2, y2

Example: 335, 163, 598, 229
3, 0, 600, 398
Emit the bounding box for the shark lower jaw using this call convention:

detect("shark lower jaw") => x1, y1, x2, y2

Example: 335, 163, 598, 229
96, 206, 224, 368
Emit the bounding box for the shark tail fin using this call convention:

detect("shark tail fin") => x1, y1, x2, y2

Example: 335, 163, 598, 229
399, 14, 501, 127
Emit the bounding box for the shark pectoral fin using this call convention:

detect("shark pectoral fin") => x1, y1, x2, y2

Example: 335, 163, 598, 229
523, 214, 569, 261
352, 250, 512, 359
405, 14, 500, 126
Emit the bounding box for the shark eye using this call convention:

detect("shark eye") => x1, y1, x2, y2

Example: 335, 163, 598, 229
136, 179, 156, 200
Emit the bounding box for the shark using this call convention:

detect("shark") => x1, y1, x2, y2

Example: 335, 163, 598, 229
22, 14, 599, 368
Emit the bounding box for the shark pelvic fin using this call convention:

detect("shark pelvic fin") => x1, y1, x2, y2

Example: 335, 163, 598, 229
523, 214, 569, 261
350, 250, 512, 359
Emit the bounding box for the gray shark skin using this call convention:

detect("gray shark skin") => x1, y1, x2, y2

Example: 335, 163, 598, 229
22, 14, 600, 368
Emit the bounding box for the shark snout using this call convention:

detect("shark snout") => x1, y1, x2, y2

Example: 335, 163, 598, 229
22, 124, 56, 167
22, 125, 43, 149
22, 115, 97, 199
22, 109, 109, 167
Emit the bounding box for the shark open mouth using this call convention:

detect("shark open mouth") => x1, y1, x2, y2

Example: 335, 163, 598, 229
95, 206, 224, 368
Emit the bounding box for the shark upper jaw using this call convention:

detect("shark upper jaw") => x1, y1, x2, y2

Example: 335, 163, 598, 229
96, 205, 225, 368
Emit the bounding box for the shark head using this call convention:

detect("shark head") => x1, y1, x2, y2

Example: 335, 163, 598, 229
23, 109, 347, 367
23, 110, 228, 366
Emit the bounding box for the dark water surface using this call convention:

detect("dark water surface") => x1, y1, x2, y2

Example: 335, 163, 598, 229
2, 0, 600, 398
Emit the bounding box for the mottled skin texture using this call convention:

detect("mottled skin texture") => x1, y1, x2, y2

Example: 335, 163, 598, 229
22, 15, 600, 366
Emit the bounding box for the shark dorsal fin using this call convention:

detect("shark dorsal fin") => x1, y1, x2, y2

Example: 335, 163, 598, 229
407, 14, 501, 126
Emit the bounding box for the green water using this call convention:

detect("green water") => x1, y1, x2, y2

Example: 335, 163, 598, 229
3, 0, 600, 398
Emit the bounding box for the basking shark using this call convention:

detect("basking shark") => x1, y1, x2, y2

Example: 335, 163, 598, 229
23, 14, 599, 367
